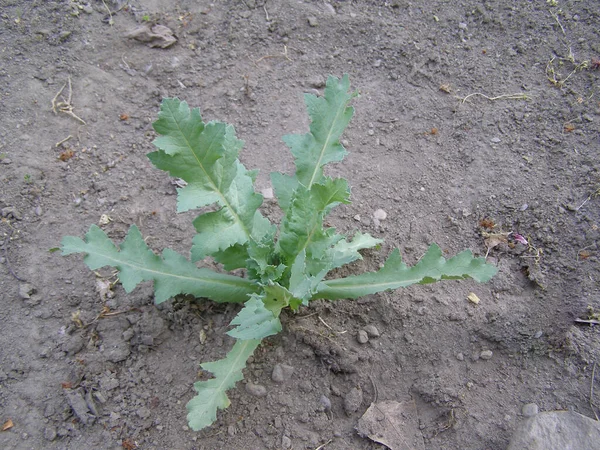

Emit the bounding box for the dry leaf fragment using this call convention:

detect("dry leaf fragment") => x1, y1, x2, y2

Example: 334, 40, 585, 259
439, 84, 452, 93
122, 438, 138, 450
467, 292, 481, 304
356, 400, 425, 450
59, 149, 75, 161
119, 113, 129, 121
1, 419, 14, 431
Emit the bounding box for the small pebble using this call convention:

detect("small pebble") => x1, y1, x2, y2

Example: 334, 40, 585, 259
522, 403, 539, 417
245, 383, 267, 397
456, 352, 465, 361
319, 395, 332, 411
490, 137, 501, 143
480, 350, 493, 360
271, 364, 294, 383
533, 330, 543, 339
44, 427, 57, 441
281, 436, 292, 449
357, 330, 369, 344
373, 209, 387, 220
307, 16, 318, 27
363, 325, 380, 337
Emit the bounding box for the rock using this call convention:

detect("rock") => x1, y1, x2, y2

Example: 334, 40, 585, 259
271, 364, 294, 383
307, 16, 318, 27
364, 325, 380, 337
245, 383, 267, 397
507, 410, 600, 450
281, 435, 292, 449
522, 403, 539, 417
480, 350, 493, 360
456, 352, 465, 361
357, 330, 369, 344
44, 427, 57, 441
343, 386, 363, 415
373, 209, 387, 220
319, 395, 332, 412
125, 24, 177, 49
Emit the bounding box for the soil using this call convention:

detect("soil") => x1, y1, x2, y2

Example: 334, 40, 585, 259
1, 1, 599, 449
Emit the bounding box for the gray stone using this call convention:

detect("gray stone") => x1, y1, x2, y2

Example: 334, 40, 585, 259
281, 435, 292, 449
307, 16, 318, 27
364, 325, 380, 337
508, 411, 600, 450
357, 330, 369, 344
522, 403, 539, 417
480, 350, 493, 360
343, 386, 363, 415
44, 427, 57, 441
245, 382, 267, 397
319, 395, 332, 412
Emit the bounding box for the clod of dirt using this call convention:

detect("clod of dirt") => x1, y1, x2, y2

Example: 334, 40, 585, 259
125, 24, 177, 49
271, 363, 294, 383
356, 400, 425, 450
343, 386, 363, 415
64, 388, 96, 425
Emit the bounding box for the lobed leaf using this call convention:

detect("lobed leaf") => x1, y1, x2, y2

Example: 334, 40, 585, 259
148, 98, 269, 261
283, 74, 357, 189
227, 294, 282, 340
315, 244, 498, 300
187, 339, 260, 431
61, 225, 258, 304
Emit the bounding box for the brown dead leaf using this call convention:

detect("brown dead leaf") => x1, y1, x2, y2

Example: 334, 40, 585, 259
59, 149, 74, 161
484, 233, 508, 250
122, 438, 138, 449
356, 400, 425, 450
2, 419, 14, 431
119, 113, 129, 121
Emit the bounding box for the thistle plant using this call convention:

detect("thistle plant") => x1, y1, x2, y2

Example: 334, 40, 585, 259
62, 75, 497, 430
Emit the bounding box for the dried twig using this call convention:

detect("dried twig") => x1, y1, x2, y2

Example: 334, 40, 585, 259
459, 92, 530, 104
51, 77, 86, 125
254, 45, 293, 64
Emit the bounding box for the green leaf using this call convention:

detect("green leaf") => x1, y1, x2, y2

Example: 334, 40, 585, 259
283, 74, 357, 188
148, 98, 268, 260
270, 171, 298, 214
315, 244, 498, 300
227, 294, 282, 340
187, 339, 260, 431
277, 178, 349, 265
326, 231, 383, 270
61, 225, 258, 304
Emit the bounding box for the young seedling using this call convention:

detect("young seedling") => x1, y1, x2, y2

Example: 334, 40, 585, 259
61, 75, 497, 430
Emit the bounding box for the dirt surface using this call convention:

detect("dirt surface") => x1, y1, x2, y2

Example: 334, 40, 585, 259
1, 1, 599, 449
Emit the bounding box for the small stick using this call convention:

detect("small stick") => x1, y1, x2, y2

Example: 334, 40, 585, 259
459, 92, 530, 104
254, 45, 292, 64
550, 10, 566, 36
55, 135, 72, 147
